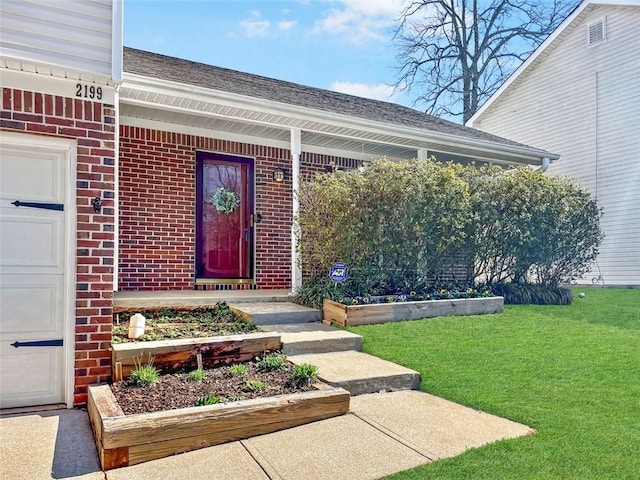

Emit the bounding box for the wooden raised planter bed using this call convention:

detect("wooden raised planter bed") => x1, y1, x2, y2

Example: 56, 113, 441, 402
88, 382, 349, 470
111, 332, 281, 379
323, 296, 504, 327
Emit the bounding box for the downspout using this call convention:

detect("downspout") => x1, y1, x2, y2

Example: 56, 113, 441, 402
290, 128, 302, 292
536, 157, 550, 172
595, 70, 599, 199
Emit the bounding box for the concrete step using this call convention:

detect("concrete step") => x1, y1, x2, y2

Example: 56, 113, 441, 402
264, 323, 363, 355
114, 289, 292, 309
229, 302, 321, 325
288, 351, 420, 396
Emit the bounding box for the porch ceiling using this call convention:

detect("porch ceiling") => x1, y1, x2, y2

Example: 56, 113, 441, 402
119, 78, 553, 166
119, 103, 418, 162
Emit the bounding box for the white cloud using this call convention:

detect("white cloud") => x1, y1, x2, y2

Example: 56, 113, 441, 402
331, 81, 398, 102
314, 0, 404, 43
278, 20, 297, 31
240, 12, 270, 38
337, 0, 403, 17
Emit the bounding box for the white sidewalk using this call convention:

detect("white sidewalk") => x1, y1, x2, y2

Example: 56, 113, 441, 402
1, 391, 533, 480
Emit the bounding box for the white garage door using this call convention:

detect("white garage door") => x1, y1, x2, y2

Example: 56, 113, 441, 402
0, 134, 73, 409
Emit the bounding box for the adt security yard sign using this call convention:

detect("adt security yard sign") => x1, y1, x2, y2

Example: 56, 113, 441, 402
329, 263, 348, 283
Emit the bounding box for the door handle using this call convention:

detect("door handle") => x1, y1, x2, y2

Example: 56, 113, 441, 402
244, 228, 249, 242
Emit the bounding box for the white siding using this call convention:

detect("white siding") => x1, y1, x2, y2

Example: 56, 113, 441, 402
472, 5, 640, 286
0, 0, 116, 79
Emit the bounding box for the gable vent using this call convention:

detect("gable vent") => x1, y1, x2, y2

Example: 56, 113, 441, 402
588, 18, 606, 46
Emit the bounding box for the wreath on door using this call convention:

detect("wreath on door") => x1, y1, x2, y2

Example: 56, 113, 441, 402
211, 187, 240, 215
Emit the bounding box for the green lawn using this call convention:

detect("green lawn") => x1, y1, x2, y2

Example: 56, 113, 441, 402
348, 287, 640, 479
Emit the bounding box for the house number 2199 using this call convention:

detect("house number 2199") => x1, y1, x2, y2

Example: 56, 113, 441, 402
75, 83, 103, 100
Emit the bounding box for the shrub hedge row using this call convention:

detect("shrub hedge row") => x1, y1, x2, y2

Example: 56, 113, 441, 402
295, 159, 603, 305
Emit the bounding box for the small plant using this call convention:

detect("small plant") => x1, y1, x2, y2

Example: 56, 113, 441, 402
229, 364, 248, 377
139, 332, 163, 342
292, 276, 342, 309
129, 355, 160, 387
258, 353, 287, 371
212, 301, 233, 318
111, 302, 258, 343
491, 283, 574, 305
243, 379, 268, 392
292, 363, 318, 387
195, 393, 222, 406
227, 393, 245, 402
188, 369, 206, 382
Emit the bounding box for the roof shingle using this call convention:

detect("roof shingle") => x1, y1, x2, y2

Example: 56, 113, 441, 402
123, 47, 538, 151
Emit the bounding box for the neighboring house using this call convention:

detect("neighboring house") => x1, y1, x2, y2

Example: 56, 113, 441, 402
467, 0, 640, 287
1, 0, 556, 410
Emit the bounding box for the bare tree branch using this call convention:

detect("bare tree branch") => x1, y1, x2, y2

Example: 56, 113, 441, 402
394, 0, 579, 123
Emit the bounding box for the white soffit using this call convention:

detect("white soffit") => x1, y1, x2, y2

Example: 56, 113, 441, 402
1, 57, 115, 86
119, 105, 416, 162
120, 75, 556, 165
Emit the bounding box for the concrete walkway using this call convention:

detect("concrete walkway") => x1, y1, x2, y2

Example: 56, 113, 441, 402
0, 408, 103, 480
0, 391, 533, 480
3, 295, 534, 479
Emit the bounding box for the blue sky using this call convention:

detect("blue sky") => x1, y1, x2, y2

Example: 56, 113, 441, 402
123, 0, 411, 105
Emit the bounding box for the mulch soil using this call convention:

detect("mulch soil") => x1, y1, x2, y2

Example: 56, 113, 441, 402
110, 360, 314, 415
112, 305, 260, 343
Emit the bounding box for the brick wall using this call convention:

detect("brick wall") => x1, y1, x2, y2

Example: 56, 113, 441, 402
118, 127, 361, 291
119, 127, 296, 290
1, 87, 116, 405
118, 128, 195, 290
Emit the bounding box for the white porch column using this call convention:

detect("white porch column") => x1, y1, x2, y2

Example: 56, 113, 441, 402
290, 128, 302, 291
113, 85, 120, 292
417, 148, 429, 161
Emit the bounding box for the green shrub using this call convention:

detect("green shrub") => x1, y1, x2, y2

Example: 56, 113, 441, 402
492, 283, 574, 305
292, 363, 319, 387
297, 159, 471, 294
296, 159, 602, 302
188, 369, 206, 382
195, 394, 222, 406
466, 166, 603, 286
229, 364, 247, 377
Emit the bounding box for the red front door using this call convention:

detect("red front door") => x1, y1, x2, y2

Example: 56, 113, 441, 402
196, 153, 254, 280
